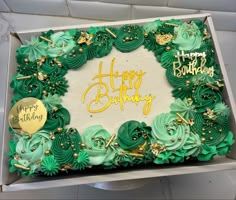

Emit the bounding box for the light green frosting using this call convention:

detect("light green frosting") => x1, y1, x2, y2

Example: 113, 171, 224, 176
170, 98, 196, 120
151, 113, 189, 151
214, 102, 231, 117
142, 20, 162, 33
82, 125, 116, 165
41, 155, 60, 176
73, 151, 89, 170
183, 132, 202, 156
19, 36, 47, 62
47, 31, 76, 57
42, 94, 62, 111
15, 130, 52, 171
172, 21, 202, 51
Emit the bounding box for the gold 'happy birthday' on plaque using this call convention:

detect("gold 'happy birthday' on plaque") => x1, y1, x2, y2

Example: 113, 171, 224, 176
8, 97, 47, 135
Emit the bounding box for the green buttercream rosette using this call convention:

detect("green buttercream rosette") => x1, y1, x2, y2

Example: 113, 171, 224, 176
151, 113, 189, 151
59, 46, 87, 69
14, 130, 52, 175
42, 94, 62, 112
51, 128, 81, 165
216, 131, 235, 156
73, 151, 90, 170
17, 36, 47, 62
10, 73, 43, 101
214, 102, 231, 117
197, 144, 217, 161
160, 49, 178, 69
40, 58, 67, 77
117, 120, 151, 151
192, 83, 223, 113
42, 74, 69, 96
153, 151, 172, 164
114, 24, 144, 52
47, 31, 76, 57
43, 106, 70, 132
41, 155, 60, 176
17, 61, 38, 76
82, 125, 116, 166
172, 21, 202, 51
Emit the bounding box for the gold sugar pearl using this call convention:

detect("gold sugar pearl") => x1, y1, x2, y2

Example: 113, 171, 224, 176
73, 153, 78, 158
57, 127, 63, 132
144, 33, 148, 37
45, 150, 50, 155
201, 138, 206, 143
79, 48, 83, 53
80, 143, 86, 148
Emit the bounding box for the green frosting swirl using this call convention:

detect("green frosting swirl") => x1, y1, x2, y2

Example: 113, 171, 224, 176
41, 155, 60, 176
40, 58, 67, 77
183, 132, 202, 156
10, 73, 43, 100
73, 151, 89, 170
47, 31, 76, 57
51, 128, 81, 165
214, 102, 231, 117
42, 94, 62, 111
161, 50, 178, 69
170, 98, 196, 120
59, 46, 87, 69
151, 113, 189, 151
43, 106, 70, 131
114, 24, 144, 52
201, 116, 230, 146
197, 144, 217, 161
43, 75, 68, 96
172, 21, 202, 51
170, 149, 185, 163
17, 36, 47, 62
17, 61, 38, 76
192, 83, 223, 112
143, 32, 158, 52
82, 125, 116, 165
15, 130, 52, 172
153, 151, 172, 164
93, 30, 114, 58
216, 131, 235, 156
142, 20, 163, 33
117, 120, 151, 151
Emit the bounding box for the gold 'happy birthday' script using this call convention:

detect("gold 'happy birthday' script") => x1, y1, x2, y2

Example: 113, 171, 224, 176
82, 58, 155, 115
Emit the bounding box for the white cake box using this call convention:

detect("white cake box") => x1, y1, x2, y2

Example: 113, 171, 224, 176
1, 13, 236, 192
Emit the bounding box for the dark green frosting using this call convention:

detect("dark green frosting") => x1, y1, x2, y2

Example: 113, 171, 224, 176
51, 128, 81, 165
73, 151, 89, 170
43, 106, 70, 131
117, 120, 151, 151
114, 24, 144, 52
197, 144, 217, 161
10, 73, 43, 100
216, 131, 235, 156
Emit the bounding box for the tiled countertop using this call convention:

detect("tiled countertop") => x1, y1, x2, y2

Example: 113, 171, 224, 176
0, 12, 236, 199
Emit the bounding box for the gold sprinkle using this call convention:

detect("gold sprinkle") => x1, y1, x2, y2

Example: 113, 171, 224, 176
105, 28, 117, 38
206, 83, 219, 91
176, 112, 189, 125
45, 150, 50, 155
40, 36, 52, 43
105, 134, 116, 149
80, 143, 86, 148
156, 33, 173, 45
144, 33, 148, 37
53, 107, 58, 112
14, 164, 30, 171
127, 152, 144, 158
57, 127, 63, 132
201, 138, 206, 143
73, 153, 78, 158
165, 22, 179, 27
16, 75, 32, 80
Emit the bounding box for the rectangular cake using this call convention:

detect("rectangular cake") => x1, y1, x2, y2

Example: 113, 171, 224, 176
1, 13, 236, 192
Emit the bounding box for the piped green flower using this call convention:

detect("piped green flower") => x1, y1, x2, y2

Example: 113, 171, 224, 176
41, 155, 60, 176
73, 151, 89, 170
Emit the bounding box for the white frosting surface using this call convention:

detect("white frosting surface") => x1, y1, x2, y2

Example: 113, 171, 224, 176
62, 46, 174, 134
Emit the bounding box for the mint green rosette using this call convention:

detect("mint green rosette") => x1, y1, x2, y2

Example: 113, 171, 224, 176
151, 113, 189, 151
82, 125, 116, 166
172, 21, 202, 51
42, 94, 62, 112
15, 130, 52, 174
17, 36, 47, 62
47, 31, 76, 57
